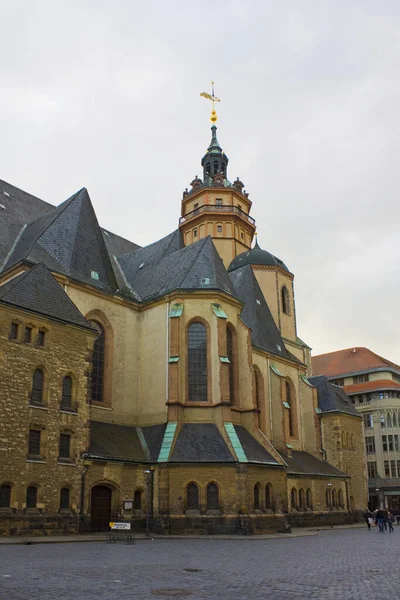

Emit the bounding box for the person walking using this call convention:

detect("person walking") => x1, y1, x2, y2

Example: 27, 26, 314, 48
376, 508, 385, 532
364, 509, 373, 530
387, 511, 395, 533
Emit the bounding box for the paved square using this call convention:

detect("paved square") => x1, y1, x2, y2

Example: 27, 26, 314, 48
0, 528, 398, 599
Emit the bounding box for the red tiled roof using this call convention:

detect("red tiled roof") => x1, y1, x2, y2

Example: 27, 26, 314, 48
311, 347, 400, 378
343, 379, 400, 395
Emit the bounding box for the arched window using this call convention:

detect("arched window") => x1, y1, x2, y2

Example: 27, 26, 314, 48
206, 162, 211, 177
26, 486, 37, 509
89, 321, 105, 402
188, 322, 208, 402
281, 286, 290, 315
213, 160, 219, 174
350, 434, 355, 451
387, 413, 392, 428
186, 483, 200, 510
254, 483, 261, 510
0, 484, 11, 508
338, 489, 344, 508
61, 376, 72, 408
265, 484, 273, 510
332, 489, 337, 508
31, 369, 44, 404
341, 431, 346, 449
60, 487, 70, 510
206, 483, 219, 510
299, 488, 305, 510
133, 490, 142, 510
306, 488, 312, 509
346, 432, 350, 450
291, 488, 297, 510
226, 325, 236, 404
286, 381, 295, 437
326, 489, 332, 508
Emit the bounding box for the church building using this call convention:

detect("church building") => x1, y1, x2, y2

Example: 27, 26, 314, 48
0, 107, 367, 535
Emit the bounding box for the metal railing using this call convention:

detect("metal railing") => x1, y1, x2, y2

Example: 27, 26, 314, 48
179, 204, 255, 226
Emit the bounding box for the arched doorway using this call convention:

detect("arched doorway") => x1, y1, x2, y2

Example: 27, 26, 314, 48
91, 486, 112, 532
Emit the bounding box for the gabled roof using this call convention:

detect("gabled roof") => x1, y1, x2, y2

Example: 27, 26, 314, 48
312, 347, 400, 377
0, 263, 92, 329
229, 264, 291, 360
233, 426, 279, 465
228, 239, 289, 273
308, 375, 359, 417
3, 188, 118, 292
89, 421, 147, 462
283, 450, 347, 477
170, 423, 234, 463
118, 235, 235, 302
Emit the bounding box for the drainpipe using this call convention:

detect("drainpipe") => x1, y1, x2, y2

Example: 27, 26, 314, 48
79, 465, 88, 534
166, 302, 170, 405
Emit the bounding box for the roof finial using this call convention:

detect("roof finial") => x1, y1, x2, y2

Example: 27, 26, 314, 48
200, 81, 220, 124
254, 232, 260, 248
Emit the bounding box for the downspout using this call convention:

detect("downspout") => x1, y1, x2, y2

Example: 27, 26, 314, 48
79, 465, 88, 534
267, 357, 273, 442
166, 302, 170, 405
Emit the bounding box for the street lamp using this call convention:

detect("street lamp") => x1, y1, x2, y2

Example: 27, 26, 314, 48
144, 469, 152, 537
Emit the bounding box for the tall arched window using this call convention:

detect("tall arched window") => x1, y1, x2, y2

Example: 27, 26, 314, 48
326, 489, 332, 508
306, 488, 312, 509
60, 487, 70, 510
341, 431, 346, 449
89, 321, 105, 402
265, 484, 273, 510
188, 322, 208, 402
61, 376, 72, 408
226, 325, 236, 404
186, 483, 200, 510
0, 484, 11, 508
26, 486, 37, 509
254, 483, 261, 510
133, 490, 142, 510
338, 489, 344, 508
291, 488, 297, 510
281, 286, 290, 315
350, 434, 355, 451
206, 483, 219, 510
332, 489, 337, 508
286, 381, 295, 437
299, 488, 305, 510
31, 369, 44, 404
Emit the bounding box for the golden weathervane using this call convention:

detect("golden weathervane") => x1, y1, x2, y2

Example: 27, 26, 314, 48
200, 81, 220, 123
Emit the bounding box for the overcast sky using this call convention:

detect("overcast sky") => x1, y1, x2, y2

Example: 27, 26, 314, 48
1, 1, 399, 363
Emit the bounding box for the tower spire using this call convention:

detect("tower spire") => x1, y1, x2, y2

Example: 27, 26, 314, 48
200, 81, 220, 124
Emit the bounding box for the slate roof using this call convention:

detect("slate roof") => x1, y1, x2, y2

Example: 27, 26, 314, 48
0, 262, 92, 329
170, 423, 235, 463
119, 235, 235, 302
284, 451, 347, 477
228, 240, 289, 273
88, 421, 147, 462
312, 347, 400, 377
139, 423, 167, 461
229, 265, 291, 360
233, 426, 280, 465
308, 375, 359, 417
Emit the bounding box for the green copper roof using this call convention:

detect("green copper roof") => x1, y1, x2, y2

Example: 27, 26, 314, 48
224, 422, 247, 462
157, 422, 177, 462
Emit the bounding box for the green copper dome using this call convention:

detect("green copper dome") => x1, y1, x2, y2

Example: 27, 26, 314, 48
228, 239, 289, 273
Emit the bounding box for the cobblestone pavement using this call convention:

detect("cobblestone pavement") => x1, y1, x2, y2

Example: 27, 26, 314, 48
0, 527, 398, 600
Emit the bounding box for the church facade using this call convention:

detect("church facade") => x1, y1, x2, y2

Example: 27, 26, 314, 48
0, 118, 367, 535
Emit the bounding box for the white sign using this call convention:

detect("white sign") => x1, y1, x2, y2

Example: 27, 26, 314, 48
109, 522, 131, 530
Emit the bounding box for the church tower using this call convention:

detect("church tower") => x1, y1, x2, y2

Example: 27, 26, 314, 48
179, 88, 256, 268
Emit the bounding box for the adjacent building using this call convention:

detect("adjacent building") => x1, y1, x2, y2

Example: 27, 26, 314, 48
312, 347, 400, 509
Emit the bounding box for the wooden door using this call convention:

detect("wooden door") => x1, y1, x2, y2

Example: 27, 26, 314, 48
90, 486, 112, 532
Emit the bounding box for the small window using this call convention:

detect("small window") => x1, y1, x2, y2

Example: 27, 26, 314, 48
28, 430, 41, 456
61, 376, 72, 408
216, 198, 222, 206
353, 374, 369, 383
59, 434, 71, 459
306, 488, 312, 509
0, 484, 11, 508
265, 484, 273, 510
60, 487, 70, 510
254, 483, 261, 510
133, 490, 142, 510
37, 331, 45, 347
26, 486, 37, 509
24, 326, 32, 343
193, 229, 198, 238
365, 436, 375, 454
291, 488, 297, 510
10, 322, 18, 340
240, 231, 244, 239
187, 483, 199, 510
281, 286, 290, 315
207, 483, 219, 510
31, 369, 44, 404
217, 225, 222, 233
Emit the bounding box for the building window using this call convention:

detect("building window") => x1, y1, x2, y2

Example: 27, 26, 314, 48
390, 460, 396, 477
193, 229, 198, 238
326, 489, 332, 508
10, 322, 18, 340
26, 486, 37, 509
365, 436, 375, 454
188, 322, 208, 402
206, 483, 219, 510
353, 374, 369, 383
37, 331, 46, 347
240, 231, 244, 239
363, 414, 373, 428
60, 488, 70, 510
28, 430, 41, 456
306, 488, 312, 509
338, 490, 344, 508
286, 381, 295, 437
265, 484, 273, 510
332, 489, 337, 508
24, 326, 32, 343
216, 198, 222, 206
254, 483, 261, 510
332, 378, 344, 386
217, 225, 222, 233
0, 484, 11, 508
380, 413, 386, 428
281, 286, 290, 315
367, 461, 377, 478
89, 321, 105, 402
61, 376, 72, 408
299, 488, 305, 510
133, 490, 142, 510
226, 326, 236, 404
384, 461, 390, 477
291, 488, 297, 510
186, 483, 199, 510
397, 460, 400, 477
59, 434, 71, 460
31, 368, 44, 404
213, 160, 219, 174
382, 435, 388, 452
395, 435, 400, 452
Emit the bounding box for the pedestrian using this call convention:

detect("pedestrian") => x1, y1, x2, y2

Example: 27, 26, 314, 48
376, 508, 385, 532
387, 511, 395, 533
383, 509, 388, 531
363, 509, 373, 530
